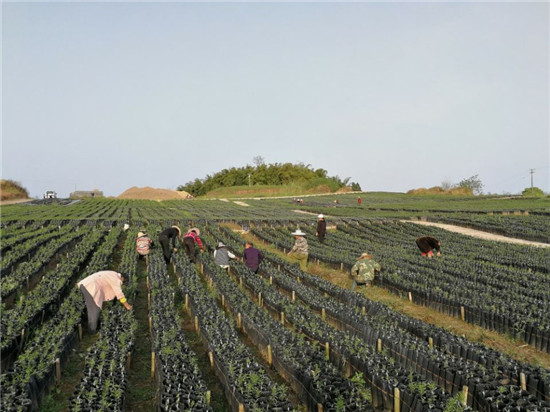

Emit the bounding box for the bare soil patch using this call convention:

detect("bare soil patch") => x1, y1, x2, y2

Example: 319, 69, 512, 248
117, 186, 191, 201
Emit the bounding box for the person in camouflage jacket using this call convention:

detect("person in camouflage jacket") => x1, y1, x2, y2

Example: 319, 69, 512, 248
350, 253, 381, 290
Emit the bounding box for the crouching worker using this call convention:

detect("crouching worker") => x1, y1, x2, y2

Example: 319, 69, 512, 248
214, 242, 236, 271
136, 231, 153, 260
78, 270, 132, 333
350, 253, 381, 291
416, 236, 441, 258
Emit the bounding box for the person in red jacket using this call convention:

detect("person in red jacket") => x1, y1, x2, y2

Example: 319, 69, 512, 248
183, 227, 203, 263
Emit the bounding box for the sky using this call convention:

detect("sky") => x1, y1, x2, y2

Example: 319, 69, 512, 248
2, 0, 549, 198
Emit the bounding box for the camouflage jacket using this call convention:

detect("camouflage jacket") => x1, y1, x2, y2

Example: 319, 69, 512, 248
290, 237, 308, 255
351, 259, 381, 283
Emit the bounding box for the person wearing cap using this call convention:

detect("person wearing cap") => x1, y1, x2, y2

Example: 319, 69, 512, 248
78, 270, 132, 333
183, 228, 203, 263
350, 253, 381, 291
243, 241, 264, 274
159, 225, 181, 264
416, 236, 441, 258
214, 241, 236, 271
315, 214, 326, 244
287, 229, 309, 271
136, 231, 153, 260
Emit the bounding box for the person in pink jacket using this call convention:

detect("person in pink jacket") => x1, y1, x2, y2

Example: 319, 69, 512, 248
78, 270, 132, 333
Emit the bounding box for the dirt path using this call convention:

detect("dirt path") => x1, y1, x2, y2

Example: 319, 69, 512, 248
403, 220, 550, 248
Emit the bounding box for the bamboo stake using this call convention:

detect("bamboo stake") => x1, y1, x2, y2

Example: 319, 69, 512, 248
461, 385, 468, 406
292, 291, 296, 302
194, 316, 199, 332
428, 337, 433, 348
221, 295, 225, 308
237, 313, 242, 329
55, 358, 61, 384
185, 294, 189, 312
209, 352, 214, 369
239, 404, 245, 412
321, 308, 326, 320
408, 292, 412, 302
280, 312, 285, 325
149, 316, 152, 334
317, 404, 323, 412
520, 373, 527, 391
362, 306, 366, 315
461, 306, 465, 321
325, 342, 330, 360
206, 391, 211, 405
269, 276, 273, 285
377, 339, 382, 352
151, 352, 155, 378
267, 345, 272, 366
394, 387, 401, 412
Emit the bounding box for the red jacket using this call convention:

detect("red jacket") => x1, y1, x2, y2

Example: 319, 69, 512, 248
184, 231, 203, 249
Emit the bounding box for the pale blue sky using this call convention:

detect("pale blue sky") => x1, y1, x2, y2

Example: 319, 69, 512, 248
2, 1, 548, 197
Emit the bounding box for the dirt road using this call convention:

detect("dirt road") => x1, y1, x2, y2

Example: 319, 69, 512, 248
404, 220, 550, 248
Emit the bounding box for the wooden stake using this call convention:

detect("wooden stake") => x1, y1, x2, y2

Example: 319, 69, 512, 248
361, 306, 366, 315
201, 263, 204, 274
377, 339, 382, 352
19, 329, 25, 351
317, 403, 323, 412
292, 291, 296, 302
258, 292, 262, 306
151, 352, 155, 378
520, 373, 527, 391
126, 352, 131, 370
269, 276, 273, 285
408, 292, 412, 302
267, 345, 272, 366
428, 337, 433, 348
78, 324, 83, 341
55, 358, 61, 384
278, 264, 281, 271
340, 262, 344, 271
206, 391, 211, 405
221, 295, 225, 308
461, 306, 465, 321
321, 308, 326, 320
149, 316, 152, 334
325, 342, 330, 360
238, 404, 245, 412
461, 385, 468, 406
194, 316, 199, 332
208, 352, 214, 369
185, 294, 189, 312
394, 387, 401, 412
147, 293, 151, 309
237, 313, 242, 329
280, 312, 285, 325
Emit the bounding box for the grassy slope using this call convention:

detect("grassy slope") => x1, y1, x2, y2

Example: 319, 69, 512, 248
1, 179, 29, 201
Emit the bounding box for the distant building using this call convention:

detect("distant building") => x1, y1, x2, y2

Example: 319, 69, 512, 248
70, 189, 103, 199
43, 190, 57, 199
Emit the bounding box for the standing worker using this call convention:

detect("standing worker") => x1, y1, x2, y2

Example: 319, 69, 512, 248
158, 225, 181, 264
136, 231, 153, 260
357, 196, 362, 205
416, 236, 441, 258
287, 229, 309, 271
243, 241, 264, 273
183, 227, 203, 263
350, 253, 381, 290
78, 270, 132, 333
315, 214, 326, 244
214, 241, 236, 271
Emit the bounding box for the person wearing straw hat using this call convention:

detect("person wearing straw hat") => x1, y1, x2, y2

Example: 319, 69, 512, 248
183, 227, 203, 263
287, 229, 309, 271
136, 231, 153, 260
214, 241, 236, 271
350, 253, 381, 291
158, 225, 181, 264
315, 214, 326, 244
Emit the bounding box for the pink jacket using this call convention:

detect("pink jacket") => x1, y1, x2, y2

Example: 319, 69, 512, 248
78, 270, 125, 308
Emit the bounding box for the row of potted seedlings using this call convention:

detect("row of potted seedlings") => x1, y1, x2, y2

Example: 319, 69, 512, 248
147, 250, 213, 411
174, 252, 295, 411
69, 229, 138, 411
0, 226, 124, 411
192, 233, 373, 411
214, 224, 550, 408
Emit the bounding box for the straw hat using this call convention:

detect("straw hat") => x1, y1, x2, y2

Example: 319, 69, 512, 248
189, 227, 200, 236
172, 225, 182, 236
291, 229, 306, 236
317, 214, 324, 219
137, 231, 146, 238
217, 241, 227, 248
359, 253, 373, 260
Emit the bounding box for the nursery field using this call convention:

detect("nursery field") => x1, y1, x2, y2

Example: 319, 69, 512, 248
1, 193, 549, 412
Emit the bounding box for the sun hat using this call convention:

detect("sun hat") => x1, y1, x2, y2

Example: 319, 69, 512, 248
137, 231, 146, 238
359, 253, 372, 260
217, 241, 227, 248
189, 227, 200, 236
291, 229, 306, 236
317, 214, 324, 219
172, 225, 182, 236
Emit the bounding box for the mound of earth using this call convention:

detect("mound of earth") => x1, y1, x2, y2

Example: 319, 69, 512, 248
1, 179, 29, 201
117, 186, 191, 201
407, 186, 472, 195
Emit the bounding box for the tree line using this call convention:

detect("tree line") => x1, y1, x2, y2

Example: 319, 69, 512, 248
177, 162, 361, 196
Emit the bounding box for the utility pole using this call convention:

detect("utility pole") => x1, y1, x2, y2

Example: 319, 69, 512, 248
529, 169, 535, 188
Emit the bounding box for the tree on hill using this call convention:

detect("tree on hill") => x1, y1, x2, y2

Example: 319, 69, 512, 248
522, 187, 545, 197
177, 162, 351, 196
457, 175, 484, 195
